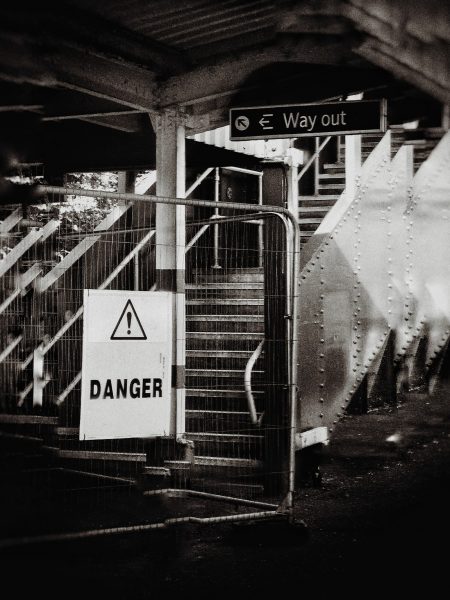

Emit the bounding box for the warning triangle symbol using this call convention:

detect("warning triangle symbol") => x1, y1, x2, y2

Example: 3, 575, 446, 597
110, 299, 147, 340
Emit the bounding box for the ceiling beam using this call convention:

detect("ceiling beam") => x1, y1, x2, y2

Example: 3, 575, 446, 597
356, 39, 450, 104
0, 4, 189, 75
77, 117, 139, 133
43, 109, 143, 122
343, 0, 450, 103
0, 105, 43, 113
0, 32, 158, 112
159, 36, 357, 107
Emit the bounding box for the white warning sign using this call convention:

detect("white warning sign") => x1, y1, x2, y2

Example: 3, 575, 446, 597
79, 290, 172, 440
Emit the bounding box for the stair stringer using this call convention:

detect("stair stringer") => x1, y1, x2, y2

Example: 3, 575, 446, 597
296, 130, 412, 433
395, 132, 450, 386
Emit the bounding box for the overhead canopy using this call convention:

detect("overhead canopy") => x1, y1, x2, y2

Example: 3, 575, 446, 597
0, 0, 448, 171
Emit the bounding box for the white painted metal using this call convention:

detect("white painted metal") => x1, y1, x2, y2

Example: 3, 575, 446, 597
0, 207, 22, 233
295, 426, 329, 450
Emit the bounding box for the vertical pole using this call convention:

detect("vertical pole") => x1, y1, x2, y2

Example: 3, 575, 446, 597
154, 110, 186, 437
258, 174, 263, 268
345, 134, 362, 200
133, 254, 139, 291
117, 171, 135, 195
212, 167, 221, 269
442, 104, 450, 130
262, 164, 289, 495
117, 171, 136, 290
314, 137, 319, 195
286, 163, 298, 215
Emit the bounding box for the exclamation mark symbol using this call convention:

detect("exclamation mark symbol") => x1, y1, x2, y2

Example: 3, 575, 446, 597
127, 311, 132, 335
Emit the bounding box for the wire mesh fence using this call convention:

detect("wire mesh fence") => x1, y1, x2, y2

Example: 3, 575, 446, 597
0, 179, 300, 544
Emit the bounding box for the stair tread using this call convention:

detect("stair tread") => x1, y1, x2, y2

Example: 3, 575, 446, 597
187, 432, 263, 440
192, 268, 263, 274
186, 389, 263, 396
187, 350, 255, 357
298, 194, 339, 200
187, 299, 263, 305
298, 206, 330, 213
318, 174, 345, 179
298, 218, 323, 224
187, 368, 263, 374
187, 315, 263, 321
318, 183, 345, 188
187, 409, 261, 416
195, 456, 263, 467
323, 163, 345, 169
187, 331, 262, 336
187, 283, 263, 289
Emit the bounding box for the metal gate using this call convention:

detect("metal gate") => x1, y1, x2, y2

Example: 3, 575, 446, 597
0, 180, 300, 547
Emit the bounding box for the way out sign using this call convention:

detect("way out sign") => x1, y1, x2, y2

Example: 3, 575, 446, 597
230, 99, 387, 140
79, 290, 172, 440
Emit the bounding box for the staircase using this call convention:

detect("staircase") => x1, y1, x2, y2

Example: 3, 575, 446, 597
298, 127, 444, 244
184, 267, 266, 498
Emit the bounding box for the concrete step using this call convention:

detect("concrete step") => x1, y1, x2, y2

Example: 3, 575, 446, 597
190, 478, 265, 499
187, 282, 263, 290
323, 162, 345, 170
318, 183, 345, 190
186, 388, 263, 399
187, 368, 263, 378
187, 349, 256, 359
192, 272, 264, 283
297, 217, 323, 226
186, 299, 264, 316
187, 314, 263, 331
187, 314, 263, 323
318, 173, 345, 180
186, 409, 262, 434
298, 206, 330, 216
186, 319, 263, 334
186, 354, 263, 371
185, 394, 262, 412
188, 432, 264, 459
42, 447, 147, 477
187, 336, 263, 351
187, 286, 263, 299
192, 268, 263, 277
299, 195, 338, 206
194, 455, 263, 469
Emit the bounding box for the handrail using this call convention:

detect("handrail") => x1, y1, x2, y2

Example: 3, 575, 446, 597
297, 136, 331, 182
30, 230, 155, 406
185, 223, 210, 253
244, 339, 265, 426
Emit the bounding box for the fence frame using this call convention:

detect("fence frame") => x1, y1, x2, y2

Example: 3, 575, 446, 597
2, 184, 301, 542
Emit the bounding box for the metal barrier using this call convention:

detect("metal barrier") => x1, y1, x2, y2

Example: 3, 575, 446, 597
0, 182, 300, 545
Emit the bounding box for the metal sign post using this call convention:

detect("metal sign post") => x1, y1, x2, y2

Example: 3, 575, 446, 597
230, 99, 387, 140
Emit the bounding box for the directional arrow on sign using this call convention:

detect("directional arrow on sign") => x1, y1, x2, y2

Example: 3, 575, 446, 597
259, 114, 273, 130
235, 115, 249, 131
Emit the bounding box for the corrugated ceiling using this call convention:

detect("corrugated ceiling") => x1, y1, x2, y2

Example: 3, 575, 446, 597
70, 0, 275, 51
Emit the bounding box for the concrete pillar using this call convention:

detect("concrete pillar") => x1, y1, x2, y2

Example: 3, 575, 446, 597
153, 109, 186, 437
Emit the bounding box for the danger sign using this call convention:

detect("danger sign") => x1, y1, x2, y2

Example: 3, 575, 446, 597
110, 299, 147, 340
79, 290, 172, 440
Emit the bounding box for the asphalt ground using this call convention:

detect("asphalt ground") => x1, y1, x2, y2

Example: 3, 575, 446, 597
1, 378, 449, 598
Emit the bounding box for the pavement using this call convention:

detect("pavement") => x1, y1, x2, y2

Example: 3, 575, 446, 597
1, 376, 449, 598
